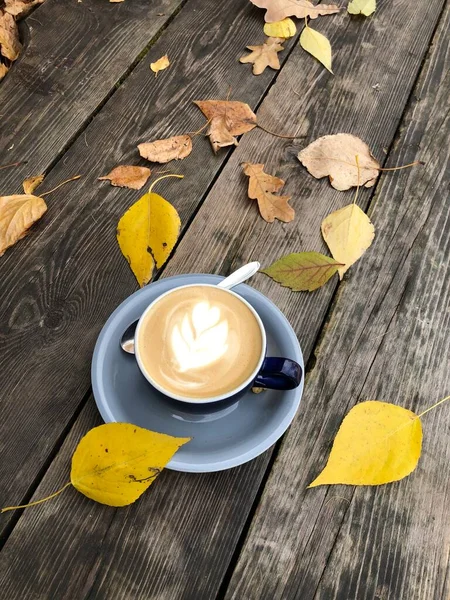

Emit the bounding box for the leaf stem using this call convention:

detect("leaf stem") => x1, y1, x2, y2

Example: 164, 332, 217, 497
186, 120, 211, 137
379, 161, 424, 172
40, 175, 81, 197
257, 123, 302, 139
353, 155, 360, 205
1, 482, 72, 513
148, 173, 184, 194
0, 161, 24, 171
416, 395, 450, 419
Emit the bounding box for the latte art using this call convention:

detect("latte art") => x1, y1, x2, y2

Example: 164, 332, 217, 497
137, 286, 263, 399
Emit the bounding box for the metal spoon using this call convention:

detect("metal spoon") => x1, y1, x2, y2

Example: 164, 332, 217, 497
120, 261, 260, 354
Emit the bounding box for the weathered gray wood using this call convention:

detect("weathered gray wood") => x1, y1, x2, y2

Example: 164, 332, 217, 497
0, 0, 447, 598
226, 7, 450, 600
0, 0, 187, 189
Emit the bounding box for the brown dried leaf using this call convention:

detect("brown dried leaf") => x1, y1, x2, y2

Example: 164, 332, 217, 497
138, 135, 192, 163
194, 100, 257, 153
23, 174, 44, 194
0, 62, 8, 80
242, 162, 294, 223
298, 134, 380, 191
240, 37, 284, 75
0, 9, 21, 61
4, 0, 45, 18
250, 0, 339, 23
150, 54, 170, 76
0, 194, 47, 256
98, 166, 151, 190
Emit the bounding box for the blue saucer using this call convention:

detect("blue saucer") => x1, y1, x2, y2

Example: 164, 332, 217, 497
91, 274, 304, 473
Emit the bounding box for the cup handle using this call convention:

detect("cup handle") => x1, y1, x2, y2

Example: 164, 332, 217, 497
253, 357, 303, 391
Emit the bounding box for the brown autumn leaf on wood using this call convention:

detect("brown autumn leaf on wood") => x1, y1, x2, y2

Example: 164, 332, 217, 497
250, 0, 339, 23
0, 9, 21, 61
23, 174, 44, 194
194, 100, 257, 153
98, 166, 151, 190
0, 194, 47, 256
4, 0, 45, 18
138, 135, 192, 163
242, 162, 294, 223
0, 62, 8, 79
298, 134, 380, 191
240, 37, 284, 75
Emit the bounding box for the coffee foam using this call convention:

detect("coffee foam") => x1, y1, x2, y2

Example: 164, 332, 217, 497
138, 286, 263, 399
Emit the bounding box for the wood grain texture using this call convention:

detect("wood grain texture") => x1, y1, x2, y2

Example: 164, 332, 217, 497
0, 2, 447, 600
0, 0, 187, 189
0, 0, 299, 540
226, 7, 450, 600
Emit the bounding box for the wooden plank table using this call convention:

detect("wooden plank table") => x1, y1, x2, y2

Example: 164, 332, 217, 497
0, 0, 448, 598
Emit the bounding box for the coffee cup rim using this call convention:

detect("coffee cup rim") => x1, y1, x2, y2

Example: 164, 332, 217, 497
134, 283, 267, 404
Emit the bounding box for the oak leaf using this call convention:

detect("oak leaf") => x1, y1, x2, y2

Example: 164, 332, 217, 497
321, 203, 374, 278
262, 252, 343, 291
298, 134, 380, 190
240, 37, 284, 75
150, 54, 170, 76
0, 9, 21, 61
22, 174, 44, 194
242, 162, 294, 223
0, 194, 47, 257
348, 0, 376, 16
250, 0, 339, 23
99, 166, 151, 190
4, 0, 45, 18
194, 100, 257, 153
263, 18, 296, 38
309, 401, 422, 487
300, 25, 333, 73
138, 135, 192, 163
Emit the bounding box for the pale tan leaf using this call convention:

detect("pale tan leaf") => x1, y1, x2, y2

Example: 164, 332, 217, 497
4, 0, 45, 18
23, 174, 44, 194
0, 62, 8, 80
207, 115, 238, 153
150, 54, 170, 76
0, 194, 47, 256
242, 162, 294, 223
240, 37, 284, 75
138, 135, 192, 163
0, 9, 21, 61
98, 166, 151, 190
250, 0, 339, 22
298, 134, 380, 190
300, 25, 333, 73
348, 0, 376, 16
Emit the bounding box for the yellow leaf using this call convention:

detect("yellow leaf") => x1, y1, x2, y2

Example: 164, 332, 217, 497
300, 25, 333, 73
348, 0, 376, 16
116, 176, 182, 287
71, 423, 190, 507
321, 203, 374, 278
150, 54, 170, 76
0, 194, 47, 257
263, 18, 296, 38
22, 174, 44, 194
309, 401, 422, 487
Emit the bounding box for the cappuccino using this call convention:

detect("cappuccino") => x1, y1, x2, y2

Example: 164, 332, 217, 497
137, 285, 263, 399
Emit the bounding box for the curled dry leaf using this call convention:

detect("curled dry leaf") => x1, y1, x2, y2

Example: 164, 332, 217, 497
242, 163, 294, 223
321, 203, 375, 278
0, 194, 47, 256
263, 18, 296, 39
240, 37, 284, 75
0, 62, 8, 80
99, 165, 151, 190
4, 0, 45, 18
262, 251, 343, 291
348, 0, 376, 16
22, 174, 44, 194
194, 100, 257, 153
308, 401, 422, 487
300, 25, 333, 73
138, 135, 192, 163
150, 54, 170, 76
0, 9, 21, 61
298, 134, 380, 190
250, 0, 339, 23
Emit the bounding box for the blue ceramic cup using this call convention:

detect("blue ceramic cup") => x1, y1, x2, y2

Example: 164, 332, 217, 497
135, 284, 302, 405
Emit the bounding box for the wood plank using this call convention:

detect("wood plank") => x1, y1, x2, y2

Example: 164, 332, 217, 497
0, 1, 446, 599
0, 0, 186, 188
0, 0, 299, 539
225, 7, 450, 600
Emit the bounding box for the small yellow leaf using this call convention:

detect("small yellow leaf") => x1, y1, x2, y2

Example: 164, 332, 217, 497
300, 25, 333, 73
150, 54, 170, 76
71, 423, 190, 506
0, 194, 47, 257
263, 18, 296, 38
117, 181, 181, 287
348, 0, 376, 16
309, 401, 422, 487
321, 203, 374, 278
22, 174, 44, 195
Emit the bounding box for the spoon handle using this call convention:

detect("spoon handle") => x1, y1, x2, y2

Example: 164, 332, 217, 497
217, 262, 261, 290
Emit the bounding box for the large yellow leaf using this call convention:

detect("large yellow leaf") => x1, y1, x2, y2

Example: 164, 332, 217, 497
263, 18, 296, 38
0, 194, 47, 257
321, 203, 374, 278
71, 423, 190, 507
299, 25, 333, 73
309, 401, 422, 487
116, 178, 181, 287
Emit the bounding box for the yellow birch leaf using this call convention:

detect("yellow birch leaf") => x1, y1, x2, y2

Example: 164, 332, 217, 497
116, 175, 182, 287
150, 54, 170, 76
300, 25, 333, 73
264, 18, 296, 38
321, 203, 374, 278
309, 401, 422, 487
348, 0, 376, 16
0, 194, 47, 256
71, 423, 191, 506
